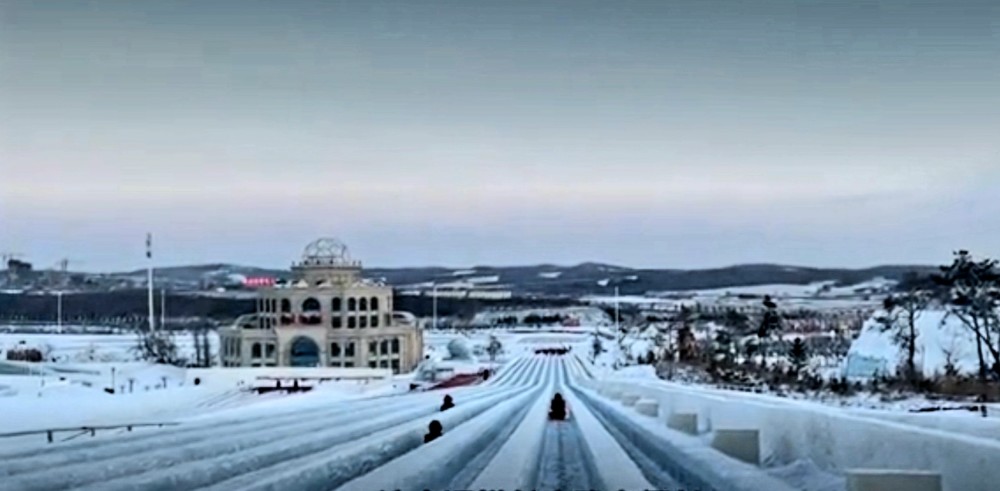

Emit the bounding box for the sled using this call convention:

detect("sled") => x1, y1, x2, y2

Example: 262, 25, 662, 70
547, 406, 571, 422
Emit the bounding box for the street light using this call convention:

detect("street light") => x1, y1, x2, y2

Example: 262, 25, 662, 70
431, 284, 438, 331
56, 291, 63, 335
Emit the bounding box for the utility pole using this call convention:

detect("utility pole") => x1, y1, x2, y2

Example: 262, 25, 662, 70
614, 286, 621, 367
431, 284, 438, 331
56, 291, 63, 334
146, 233, 155, 333
160, 288, 166, 330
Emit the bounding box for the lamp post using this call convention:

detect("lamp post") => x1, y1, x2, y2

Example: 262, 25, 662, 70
614, 286, 621, 367
431, 284, 438, 331
56, 291, 63, 334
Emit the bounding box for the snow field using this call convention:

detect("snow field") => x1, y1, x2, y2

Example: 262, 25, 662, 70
604, 378, 1000, 491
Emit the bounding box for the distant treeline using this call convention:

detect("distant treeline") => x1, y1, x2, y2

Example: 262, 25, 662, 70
0, 290, 580, 324
0, 291, 254, 324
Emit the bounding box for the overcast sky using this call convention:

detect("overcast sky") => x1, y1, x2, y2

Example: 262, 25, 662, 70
2, 0, 998, 271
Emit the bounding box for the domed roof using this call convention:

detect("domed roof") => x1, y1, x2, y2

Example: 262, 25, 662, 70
299, 238, 359, 267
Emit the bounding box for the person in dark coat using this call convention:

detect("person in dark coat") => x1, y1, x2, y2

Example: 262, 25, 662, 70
440, 394, 455, 411
424, 420, 443, 443
549, 393, 566, 421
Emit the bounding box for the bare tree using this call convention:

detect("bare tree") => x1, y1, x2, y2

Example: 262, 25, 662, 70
135, 330, 184, 366
876, 289, 930, 387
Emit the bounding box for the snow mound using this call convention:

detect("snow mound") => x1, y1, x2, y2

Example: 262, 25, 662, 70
447, 338, 474, 360
847, 310, 981, 377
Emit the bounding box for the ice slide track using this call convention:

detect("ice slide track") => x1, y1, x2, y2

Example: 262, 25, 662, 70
0, 355, 537, 467
531, 363, 601, 491
0, 357, 547, 491
345, 357, 651, 491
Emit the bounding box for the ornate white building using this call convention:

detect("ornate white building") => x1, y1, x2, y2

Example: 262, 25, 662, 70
219, 238, 423, 373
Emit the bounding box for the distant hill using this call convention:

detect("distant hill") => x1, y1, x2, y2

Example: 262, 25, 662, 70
101, 262, 935, 296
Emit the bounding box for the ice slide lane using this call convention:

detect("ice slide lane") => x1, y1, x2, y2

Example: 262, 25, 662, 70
0, 357, 546, 491
336, 358, 557, 491
195, 359, 552, 491
0, 354, 537, 472
568, 368, 795, 491
345, 357, 651, 491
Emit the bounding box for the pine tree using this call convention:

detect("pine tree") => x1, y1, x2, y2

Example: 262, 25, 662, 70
788, 338, 808, 378
711, 330, 735, 374
757, 295, 782, 369
933, 250, 1000, 383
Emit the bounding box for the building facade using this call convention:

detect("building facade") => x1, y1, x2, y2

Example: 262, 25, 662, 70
219, 238, 423, 373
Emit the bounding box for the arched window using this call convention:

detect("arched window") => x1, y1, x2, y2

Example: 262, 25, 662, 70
380, 339, 389, 354
332, 297, 342, 312
281, 299, 292, 313
348, 297, 356, 311
348, 316, 356, 328
251, 343, 261, 358
346, 342, 356, 357
332, 316, 342, 328
371, 315, 379, 328
330, 342, 341, 357
266, 343, 276, 358
392, 338, 400, 354
302, 297, 320, 312
370, 297, 379, 311
359, 316, 367, 328
359, 298, 368, 311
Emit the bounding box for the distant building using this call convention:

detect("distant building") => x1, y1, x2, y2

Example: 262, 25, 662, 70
219, 238, 423, 373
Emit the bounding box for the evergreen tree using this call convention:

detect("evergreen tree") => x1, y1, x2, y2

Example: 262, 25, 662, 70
933, 250, 1000, 382
788, 337, 808, 378
711, 329, 735, 372
757, 295, 782, 369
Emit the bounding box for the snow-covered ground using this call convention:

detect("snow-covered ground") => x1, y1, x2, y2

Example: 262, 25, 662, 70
0, 355, 820, 491
2, 327, 996, 490
471, 306, 611, 326
0, 331, 219, 364
584, 277, 892, 313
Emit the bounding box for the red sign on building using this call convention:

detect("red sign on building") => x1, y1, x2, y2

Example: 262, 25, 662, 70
244, 277, 276, 287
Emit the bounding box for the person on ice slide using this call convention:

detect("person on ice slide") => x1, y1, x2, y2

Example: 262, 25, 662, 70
440, 394, 455, 411
424, 420, 444, 443
549, 393, 569, 421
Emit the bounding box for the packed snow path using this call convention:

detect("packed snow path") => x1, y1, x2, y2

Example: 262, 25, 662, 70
1, 355, 775, 491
